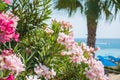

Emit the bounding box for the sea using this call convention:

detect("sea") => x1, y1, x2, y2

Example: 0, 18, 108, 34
75, 38, 120, 58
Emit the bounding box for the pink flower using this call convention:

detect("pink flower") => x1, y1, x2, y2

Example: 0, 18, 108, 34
70, 55, 87, 63
50, 68, 56, 77
3, 54, 25, 75
34, 63, 56, 80
57, 33, 67, 45
60, 21, 72, 31
86, 57, 109, 80
0, 49, 25, 75
0, 74, 14, 80
0, 12, 19, 43
70, 56, 80, 63
13, 33, 19, 42
86, 70, 96, 80
3, 0, 10, 4
95, 47, 100, 51
45, 27, 54, 34
60, 51, 66, 56
57, 32, 75, 48
6, 74, 15, 80
0, 33, 10, 43
1, 49, 13, 56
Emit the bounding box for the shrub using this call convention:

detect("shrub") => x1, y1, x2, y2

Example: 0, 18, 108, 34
0, 0, 109, 80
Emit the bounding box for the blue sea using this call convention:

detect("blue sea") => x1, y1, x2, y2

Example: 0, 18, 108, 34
75, 38, 120, 57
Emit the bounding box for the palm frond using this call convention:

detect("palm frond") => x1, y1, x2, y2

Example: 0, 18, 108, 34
102, 0, 120, 20
55, 0, 83, 16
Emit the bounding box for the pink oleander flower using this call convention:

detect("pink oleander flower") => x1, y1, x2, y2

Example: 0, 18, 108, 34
57, 32, 67, 45
65, 37, 76, 49
2, 49, 13, 56
60, 46, 83, 56
4, 54, 25, 74
95, 46, 100, 51
50, 68, 56, 77
6, 74, 15, 80
13, 32, 19, 42
86, 70, 96, 79
81, 43, 87, 50
70, 55, 87, 64
57, 32, 75, 49
3, 0, 10, 4
57, 32, 87, 63
60, 21, 72, 31
0, 49, 25, 75
71, 46, 83, 55
34, 63, 56, 80
0, 12, 19, 43
0, 74, 14, 80
86, 57, 109, 80
45, 27, 54, 34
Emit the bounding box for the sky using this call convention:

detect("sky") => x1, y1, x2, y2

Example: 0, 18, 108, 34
50, 10, 120, 39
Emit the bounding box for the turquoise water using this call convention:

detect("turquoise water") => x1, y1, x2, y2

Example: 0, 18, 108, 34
75, 38, 120, 57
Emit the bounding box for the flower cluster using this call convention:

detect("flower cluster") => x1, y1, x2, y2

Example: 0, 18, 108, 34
81, 43, 100, 53
6, 74, 14, 80
57, 32, 87, 63
86, 57, 109, 80
34, 63, 56, 80
57, 21, 109, 80
3, 0, 10, 4
0, 49, 25, 75
58, 32, 75, 48
0, 12, 19, 43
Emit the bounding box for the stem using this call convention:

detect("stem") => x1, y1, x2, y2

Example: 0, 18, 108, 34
9, 42, 11, 49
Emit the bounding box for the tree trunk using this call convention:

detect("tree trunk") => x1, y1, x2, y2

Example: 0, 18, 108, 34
87, 17, 97, 48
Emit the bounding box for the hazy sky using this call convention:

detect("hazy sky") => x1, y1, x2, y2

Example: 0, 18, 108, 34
51, 10, 120, 39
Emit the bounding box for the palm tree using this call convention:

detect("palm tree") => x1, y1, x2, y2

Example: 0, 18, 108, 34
55, 0, 120, 48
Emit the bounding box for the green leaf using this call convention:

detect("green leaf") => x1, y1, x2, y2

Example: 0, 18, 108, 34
0, 2, 7, 11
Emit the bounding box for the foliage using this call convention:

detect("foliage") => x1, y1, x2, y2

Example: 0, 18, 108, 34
18, 20, 89, 80
55, 0, 83, 16
55, 0, 119, 22
10, 0, 52, 37
0, 0, 8, 11
0, 0, 109, 80
107, 0, 120, 18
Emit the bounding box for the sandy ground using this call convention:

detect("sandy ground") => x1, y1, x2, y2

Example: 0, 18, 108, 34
109, 73, 120, 80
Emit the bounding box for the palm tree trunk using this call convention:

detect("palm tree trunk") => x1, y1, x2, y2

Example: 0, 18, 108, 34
87, 17, 97, 48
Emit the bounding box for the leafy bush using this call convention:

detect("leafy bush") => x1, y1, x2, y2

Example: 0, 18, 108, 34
10, 0, 52, 37
0, 0, 109, 80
